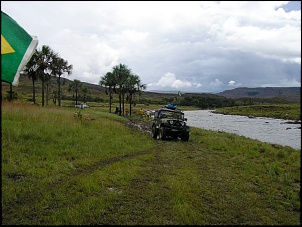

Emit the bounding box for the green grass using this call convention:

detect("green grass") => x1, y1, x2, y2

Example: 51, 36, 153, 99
215, 104, 301, 120
1, 101, 300, 225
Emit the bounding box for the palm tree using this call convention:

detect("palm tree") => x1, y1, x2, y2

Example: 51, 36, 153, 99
112, 64, 131, 115
126, 74, 146, 116
68, 79, 82, 105
52, 57, 73, 107
36, 45, 57, 107
22, 49, 39, 104
44, 69, 53, 106
52, 90, 57, 105
99, 71, 117, 113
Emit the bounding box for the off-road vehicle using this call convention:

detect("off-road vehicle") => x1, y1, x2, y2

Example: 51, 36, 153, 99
151, 104, 190, 141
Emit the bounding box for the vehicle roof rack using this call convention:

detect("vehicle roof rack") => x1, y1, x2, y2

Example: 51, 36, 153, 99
163, 104, 182, 111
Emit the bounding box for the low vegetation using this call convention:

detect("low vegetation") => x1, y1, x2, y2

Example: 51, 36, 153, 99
215, 104, 301, 121
2, 101, 300, 225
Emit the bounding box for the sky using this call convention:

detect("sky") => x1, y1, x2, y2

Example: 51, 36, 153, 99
1, 1, 301, 93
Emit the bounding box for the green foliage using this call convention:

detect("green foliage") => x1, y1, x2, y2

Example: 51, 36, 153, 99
179, 95, 236, 108
73, 110, 82, 120
215, 104, 301, 120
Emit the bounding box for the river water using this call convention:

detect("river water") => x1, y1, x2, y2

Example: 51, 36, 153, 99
184, 110, 301, 150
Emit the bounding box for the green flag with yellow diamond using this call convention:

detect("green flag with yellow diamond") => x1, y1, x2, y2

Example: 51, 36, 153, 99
1, 11, 38, 86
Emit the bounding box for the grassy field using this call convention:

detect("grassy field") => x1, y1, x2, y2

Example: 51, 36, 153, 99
215, 104, 301, 121
1, 101, 300, 225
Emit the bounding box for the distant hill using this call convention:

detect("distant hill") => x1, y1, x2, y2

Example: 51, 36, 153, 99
217, 87, 301, 102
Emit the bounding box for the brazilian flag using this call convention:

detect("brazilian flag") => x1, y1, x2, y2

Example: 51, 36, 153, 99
1, 11, 38, 86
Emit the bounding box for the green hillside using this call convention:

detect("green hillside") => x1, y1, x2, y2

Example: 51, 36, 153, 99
217, 87, 301, 103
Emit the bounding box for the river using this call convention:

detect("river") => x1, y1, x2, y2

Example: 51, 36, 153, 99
184, 110, 301, 150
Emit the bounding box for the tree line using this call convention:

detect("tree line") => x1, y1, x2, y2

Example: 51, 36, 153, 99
22, 45, 73, 107
99, 63, 146, 116
9, 44, 295, 111
9, 44, 146, 113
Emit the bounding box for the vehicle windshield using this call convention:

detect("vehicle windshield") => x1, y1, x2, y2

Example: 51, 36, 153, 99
159, 110, 184, 120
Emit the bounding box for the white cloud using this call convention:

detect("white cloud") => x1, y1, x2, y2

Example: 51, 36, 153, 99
149, 72, 192, 89
228, 80, 242, 87
228, 81, 236, 86
1, 1, 300, 93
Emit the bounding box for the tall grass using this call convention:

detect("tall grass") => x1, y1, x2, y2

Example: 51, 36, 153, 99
2, 101, 154, 224
2, 101, 300, 225
215, 104, 301, 120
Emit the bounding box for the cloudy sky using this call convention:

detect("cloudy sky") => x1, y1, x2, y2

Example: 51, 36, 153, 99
2, 1, 301, 93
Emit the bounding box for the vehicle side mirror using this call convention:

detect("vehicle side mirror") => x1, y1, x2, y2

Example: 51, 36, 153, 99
184, 118, 187, 121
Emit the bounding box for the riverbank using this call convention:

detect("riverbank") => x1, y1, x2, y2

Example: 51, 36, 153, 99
2, 102, 300, 225
214, 104, 301, 121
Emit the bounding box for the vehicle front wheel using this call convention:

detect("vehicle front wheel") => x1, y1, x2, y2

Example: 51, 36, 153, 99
181, 131, 189, 141
152, 126, 158, 139
159, 126, 166, 140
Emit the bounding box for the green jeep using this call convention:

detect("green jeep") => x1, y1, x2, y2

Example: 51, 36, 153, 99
151, 105, 190, 141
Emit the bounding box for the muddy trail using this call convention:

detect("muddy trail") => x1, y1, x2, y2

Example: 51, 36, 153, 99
125, 118, 153, 136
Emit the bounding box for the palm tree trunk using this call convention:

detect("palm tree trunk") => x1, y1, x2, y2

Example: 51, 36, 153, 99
75, 88, 78, 105
119, 93, 122, 116
129, 95, 132, 117
122, 92, 125, 116
58, 76, 61, 107
9, 83, 13, 102
46, 82, 49, 106
42, 80, 45, 107
32, 78, 36, 104
109, 92, 112, 113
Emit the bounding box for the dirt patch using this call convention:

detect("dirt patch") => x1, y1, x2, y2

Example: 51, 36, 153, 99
126, 118, 152, 136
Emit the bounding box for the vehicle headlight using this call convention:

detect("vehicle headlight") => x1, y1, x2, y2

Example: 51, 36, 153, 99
168, 120, 174, 125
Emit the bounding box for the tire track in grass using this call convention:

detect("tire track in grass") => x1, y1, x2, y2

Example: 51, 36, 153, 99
96, 141, 177, 225
2, 147, 155, 225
